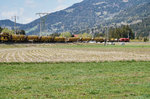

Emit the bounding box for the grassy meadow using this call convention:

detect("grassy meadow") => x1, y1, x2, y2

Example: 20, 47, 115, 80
0, 42, 150, 49
0, 61, 150, 99
0, 43, 150, 98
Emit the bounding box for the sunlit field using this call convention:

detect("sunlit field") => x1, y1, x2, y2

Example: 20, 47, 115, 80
0, 43, 150, 98
0, 61, 150, 98
0, 42, 150, 62
1, 0, 150, 98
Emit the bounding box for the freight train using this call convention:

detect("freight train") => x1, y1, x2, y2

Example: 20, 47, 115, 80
0, 33, 129, 43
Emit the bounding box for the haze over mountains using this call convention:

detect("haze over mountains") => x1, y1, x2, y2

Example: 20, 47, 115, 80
0, 0, 150, 36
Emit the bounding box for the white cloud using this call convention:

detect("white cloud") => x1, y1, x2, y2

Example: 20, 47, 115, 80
1, 11, 18, 19
52, 5, 68, 12
1, 8, 24, 20
123, 0, 128, 2
51, 0, 83, 13
0, 0, 84, 24
25, 0, 36, 8
57, 0, 65, 3
78, 0, 83, 2
0, 8, 34, 24
23, 17, 35, 24
57, 0, 83, 4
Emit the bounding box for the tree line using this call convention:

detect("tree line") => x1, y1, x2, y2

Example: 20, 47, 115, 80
0, 27, 26, 35
0, 25, 135, 39
49, 25, 135, 39
108, 25, 134, 39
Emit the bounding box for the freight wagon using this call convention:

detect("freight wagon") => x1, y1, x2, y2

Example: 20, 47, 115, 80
0, 33, 129, 43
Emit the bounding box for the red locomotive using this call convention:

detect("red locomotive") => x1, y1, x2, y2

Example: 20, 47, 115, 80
119, 38, 130, 42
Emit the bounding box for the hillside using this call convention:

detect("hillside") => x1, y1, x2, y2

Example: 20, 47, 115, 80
0, 19, 22, 29
0, 0, 150, 36
104, 2, 150, 37
108, 2, 150, 24
131, 17, 150, 37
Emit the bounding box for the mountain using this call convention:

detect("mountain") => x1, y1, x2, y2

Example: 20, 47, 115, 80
0, 0, 150, 36
0, 19, 23, 29
131, 16, 150, 37
104, 2, 150, 37
108, 2, 150, 25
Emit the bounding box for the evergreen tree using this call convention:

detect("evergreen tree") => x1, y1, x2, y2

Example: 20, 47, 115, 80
0, 27, 3, 33
108, 25, 134, 39
16, 30, 26, 35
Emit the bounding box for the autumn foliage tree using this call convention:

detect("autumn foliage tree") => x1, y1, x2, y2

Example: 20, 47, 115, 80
60, 32, 72, 38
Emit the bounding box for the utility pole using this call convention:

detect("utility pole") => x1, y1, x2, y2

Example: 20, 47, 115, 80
107, 27, 109, 44
91, 28, 94, 39
134, 31, 137, 39
104, 26, 109, 46
92, 27, 97, 39
36, 13, 49, 36
62, 24, 65, 37
12, 16, 19, 34
149, 32, 150, 42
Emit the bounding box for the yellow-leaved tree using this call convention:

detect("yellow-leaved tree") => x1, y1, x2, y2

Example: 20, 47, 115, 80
60, 32, 71, 38
1, 28, 14, 34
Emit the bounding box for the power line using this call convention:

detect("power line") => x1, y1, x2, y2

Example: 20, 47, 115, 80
36, 13, 49, 36
11, 16, 19, 34
149, 31, 150, 42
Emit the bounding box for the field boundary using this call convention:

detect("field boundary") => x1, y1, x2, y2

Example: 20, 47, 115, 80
0, 60, 149, 65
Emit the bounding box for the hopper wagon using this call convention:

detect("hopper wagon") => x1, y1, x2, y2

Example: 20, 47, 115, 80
27, 35, 39, 42
53, 37, 66, 42
11, 35, 26, 42
67, 37, 80, 42
40, 36, 53, 42
0, 33, 10, 42
94, 37, 105, 43
0, 33, 130, 43
81, 37, 92, 42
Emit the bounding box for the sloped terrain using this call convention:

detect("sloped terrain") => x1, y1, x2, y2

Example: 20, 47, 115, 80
0, 0, 150, 35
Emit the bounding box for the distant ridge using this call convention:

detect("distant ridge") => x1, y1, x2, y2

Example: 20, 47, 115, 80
0, 0, 150, 36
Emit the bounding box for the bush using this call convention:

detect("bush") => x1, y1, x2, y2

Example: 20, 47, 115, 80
60, 32, 72, 38
143, 37, 149, 42
1, 28, 14, 34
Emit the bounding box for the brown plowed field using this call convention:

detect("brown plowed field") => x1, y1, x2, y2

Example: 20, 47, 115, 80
0, 43, 150, 62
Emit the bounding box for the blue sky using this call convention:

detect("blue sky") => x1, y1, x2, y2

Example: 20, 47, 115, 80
0, 0, 83, 24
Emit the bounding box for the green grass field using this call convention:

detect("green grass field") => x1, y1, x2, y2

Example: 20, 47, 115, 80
0, 61, 150, 99
0, 42, 150, 49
